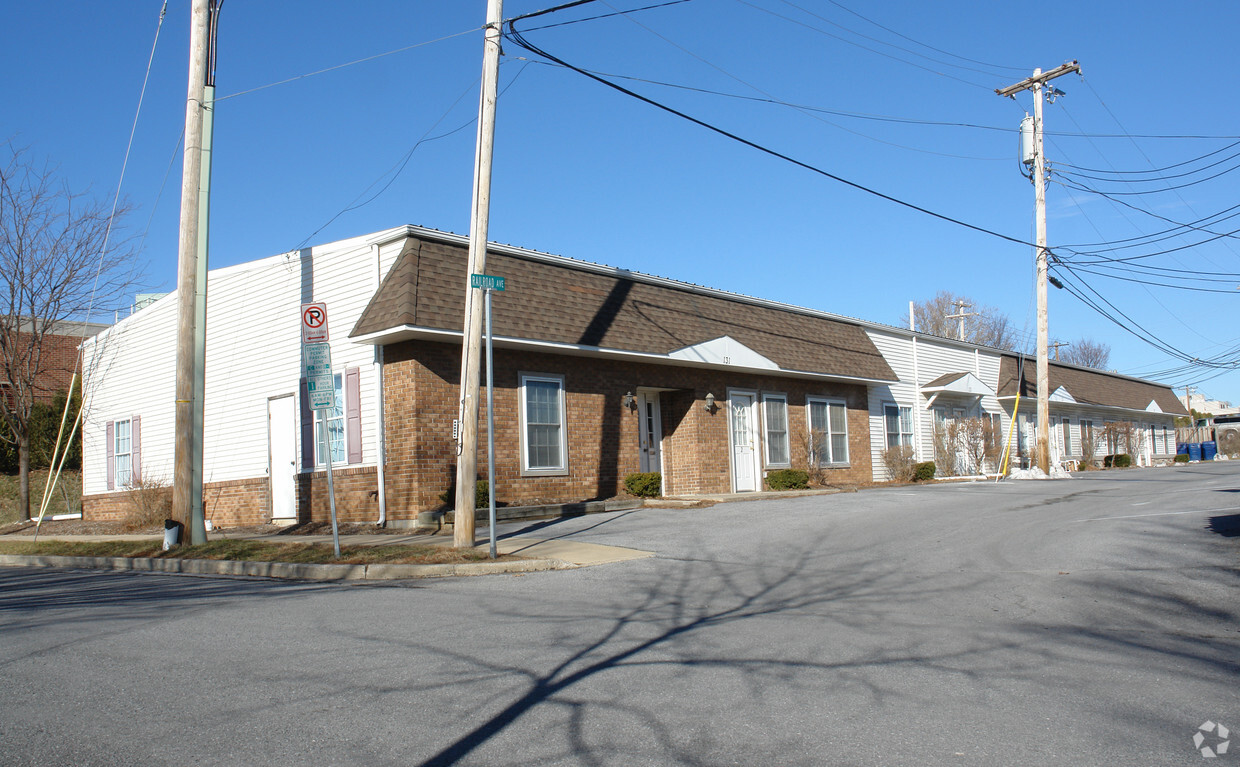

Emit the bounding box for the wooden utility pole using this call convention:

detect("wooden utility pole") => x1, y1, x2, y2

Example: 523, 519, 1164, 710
997, 61, 1080, 474
945, 299, 976, 341
172, 0, 211, 544
454, 0, 504, 548
1049, 340, 1070, 361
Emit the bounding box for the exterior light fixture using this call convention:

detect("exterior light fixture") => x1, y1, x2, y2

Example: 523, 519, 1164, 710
704, 393, 715, 411
623, 392, 635, 409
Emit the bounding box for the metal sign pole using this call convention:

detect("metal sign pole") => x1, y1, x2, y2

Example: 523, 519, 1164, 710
321, 407, 341, 558
485, 287, 497, 560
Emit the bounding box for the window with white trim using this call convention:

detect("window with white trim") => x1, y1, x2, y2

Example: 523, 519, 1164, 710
315, 373, 345, 466
808, 398, 849, 466
114, 418, 133, 487
1061, 417, 1074, 456
883, 403, 914, 449
1081, 420, 1095, 456
762, 394, 790, 467
520, 373, 567, 473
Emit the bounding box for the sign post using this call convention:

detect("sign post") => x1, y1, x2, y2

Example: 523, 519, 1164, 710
302, 332, 340, 557
472, 273, 505, 559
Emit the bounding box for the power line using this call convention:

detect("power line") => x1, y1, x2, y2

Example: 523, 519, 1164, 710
505, 21, 1036, 249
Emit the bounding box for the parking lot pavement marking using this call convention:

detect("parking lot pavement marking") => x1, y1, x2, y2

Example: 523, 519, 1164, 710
1081, 506, 1235, 522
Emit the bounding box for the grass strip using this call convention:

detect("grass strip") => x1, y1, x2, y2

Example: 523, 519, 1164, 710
0, 539, 505, 566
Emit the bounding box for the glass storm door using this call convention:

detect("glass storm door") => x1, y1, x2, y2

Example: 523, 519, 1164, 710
638, 392, 663, 474
730, 392, 759, 492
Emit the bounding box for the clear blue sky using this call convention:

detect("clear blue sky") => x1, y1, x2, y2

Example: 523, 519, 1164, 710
5, 1, 1239, 404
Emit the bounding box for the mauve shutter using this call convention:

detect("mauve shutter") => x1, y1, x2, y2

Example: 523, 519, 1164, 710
105, 421, 115, 491
299, 377, 315, 470
345, 367, 362, 464
131, 415, 142, 483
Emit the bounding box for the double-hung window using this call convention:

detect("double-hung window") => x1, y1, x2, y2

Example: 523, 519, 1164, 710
1061, 418, 1074, 456
808, 398, 849, 466
520, 373, 567, 474
1081, 420, 1095, 456
114, 418, 133, 487
883, 404, 914, 449
315, 373, 345, 466
763, 394, 790, 467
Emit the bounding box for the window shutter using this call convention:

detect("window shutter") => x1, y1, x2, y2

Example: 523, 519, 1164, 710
345, 367, 362, 464
299, 377, 315, 471
106, 421, 115, 491
131, 415, 142, 483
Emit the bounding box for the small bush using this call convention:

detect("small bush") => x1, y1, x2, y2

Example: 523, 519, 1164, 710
1173, 453, 1189, 463
624, 472, 661, 498
439, 480, 490, 509
765, 469, 809, 490
881, 446, 916, 483
122, 475, 172, 532
914, 462, 937, 482
1102, 454, 1132, 468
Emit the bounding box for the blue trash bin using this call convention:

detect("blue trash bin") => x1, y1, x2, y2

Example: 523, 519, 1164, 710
1202, 441, 1218, 461
1177, 442, 1188, 455
1187, 443, 1203, 461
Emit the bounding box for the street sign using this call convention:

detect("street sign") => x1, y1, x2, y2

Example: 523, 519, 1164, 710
470, 273, 506, 291
302, 343, 335, 411
301, 302, 329, 344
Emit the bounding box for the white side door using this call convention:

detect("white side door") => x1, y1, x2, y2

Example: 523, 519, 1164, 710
268, 395, 297, 521
637, 391, 663, 474
729, 391, 759, 492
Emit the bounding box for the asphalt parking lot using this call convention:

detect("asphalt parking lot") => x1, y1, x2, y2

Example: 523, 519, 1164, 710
2, 462, 1237, 766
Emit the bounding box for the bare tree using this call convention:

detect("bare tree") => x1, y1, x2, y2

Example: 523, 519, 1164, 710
0, 143, 138, 521
1057, 338, 1111, 369
909, 290, 1016, 349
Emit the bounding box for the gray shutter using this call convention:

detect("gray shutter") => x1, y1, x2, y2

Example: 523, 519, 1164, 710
131, 415, 142, 483
299, 378, 315, 470
345, 367, 362, 464
106, 421, 115, 491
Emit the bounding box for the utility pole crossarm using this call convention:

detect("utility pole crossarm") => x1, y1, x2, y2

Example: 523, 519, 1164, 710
995, 61, 1081, 97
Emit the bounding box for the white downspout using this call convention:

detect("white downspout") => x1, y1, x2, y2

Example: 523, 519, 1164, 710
372, 243, 387, 526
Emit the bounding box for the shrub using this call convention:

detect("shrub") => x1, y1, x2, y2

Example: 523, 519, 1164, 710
881, 446, 916, 482
1102, 454, 1132, 468
624, 472, 661, 498
1173, 453, 1189, 463
765, 469, 809, 490
914, 462, 937, 482
438, 480, 490, 509
122, 475, 172, 532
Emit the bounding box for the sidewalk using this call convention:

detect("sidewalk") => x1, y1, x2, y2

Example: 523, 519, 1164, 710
0, 529, 655, 581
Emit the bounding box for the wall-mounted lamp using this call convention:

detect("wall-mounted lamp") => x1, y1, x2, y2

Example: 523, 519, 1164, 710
623, 391, 635, 409
704, 392, 716, 412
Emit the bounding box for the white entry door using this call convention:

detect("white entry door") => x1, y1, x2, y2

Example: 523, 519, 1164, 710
729, 391, 759, 492
637, 391, 663, 474
268, 395, 297, 521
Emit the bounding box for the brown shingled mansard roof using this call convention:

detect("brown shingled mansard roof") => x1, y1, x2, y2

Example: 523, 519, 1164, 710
997, 354, 1188, 416
351, 234, 896, 383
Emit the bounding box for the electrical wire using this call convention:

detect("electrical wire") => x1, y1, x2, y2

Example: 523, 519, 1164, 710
505, 20, 1037, 249
1052, 139, 1240, 176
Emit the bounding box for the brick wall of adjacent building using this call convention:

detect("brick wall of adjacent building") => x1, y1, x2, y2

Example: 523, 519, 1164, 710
381, 340, 872, 515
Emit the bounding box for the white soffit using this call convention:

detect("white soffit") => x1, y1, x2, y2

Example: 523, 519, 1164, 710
668, 335, 779, 370
1049, 386, 1077, 404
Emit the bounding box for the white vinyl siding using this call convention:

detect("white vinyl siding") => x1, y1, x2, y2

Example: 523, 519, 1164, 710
81, 228, 407, 496
808, 398, 849, 466
763, 394, 790, 467
520, 373, 567, 474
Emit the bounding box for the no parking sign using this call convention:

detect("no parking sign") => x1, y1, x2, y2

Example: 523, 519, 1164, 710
301, 302, 329, 344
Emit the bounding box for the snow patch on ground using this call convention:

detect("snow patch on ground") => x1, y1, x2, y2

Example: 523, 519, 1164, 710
1007, 464, 1073, 480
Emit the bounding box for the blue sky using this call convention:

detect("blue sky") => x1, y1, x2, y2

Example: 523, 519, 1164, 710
5, 1, 1239, 403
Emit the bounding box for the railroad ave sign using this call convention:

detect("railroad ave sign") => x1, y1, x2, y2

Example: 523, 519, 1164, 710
303, 343, 335, 411
301, 302, 329, 343
470, 273, 505, 291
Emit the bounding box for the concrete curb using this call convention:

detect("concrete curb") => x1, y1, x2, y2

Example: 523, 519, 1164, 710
0, 554, 571, 581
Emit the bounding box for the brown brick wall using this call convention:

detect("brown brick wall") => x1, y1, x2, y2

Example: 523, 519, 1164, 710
381, 340, 872, 513
83, 468, 382, 527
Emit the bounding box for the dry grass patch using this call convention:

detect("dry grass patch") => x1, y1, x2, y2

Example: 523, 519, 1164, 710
0, 470, 82, 526
0, 539, 511, 565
